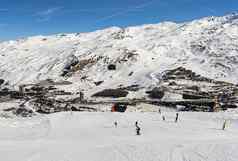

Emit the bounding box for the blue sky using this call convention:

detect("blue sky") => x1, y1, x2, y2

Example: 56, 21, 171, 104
0, 0, 237, 40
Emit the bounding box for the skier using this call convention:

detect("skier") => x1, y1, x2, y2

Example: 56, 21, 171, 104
222, 120, 227, 130
136, 126, 141, 135
135, 121, 141, 135
158, 108, 161, 114
162, 116, 166, 121
114, 121, 118, 128
175, 113, 179, 123
135, 121, 138, 127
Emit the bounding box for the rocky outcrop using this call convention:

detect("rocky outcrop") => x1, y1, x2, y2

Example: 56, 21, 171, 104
149, 67, 238, 111
3, 107, 35, 117
92, 89, 129, 98
94, 81, 104, 86
31, 97, 97, 114
0, 79, 4, 86
119, 84, 140, 92
146, 87, 164, 99
108, 64, 116, 70
61, 54, 79, 76
182, 93, 210, 99
162, 67, 213, 82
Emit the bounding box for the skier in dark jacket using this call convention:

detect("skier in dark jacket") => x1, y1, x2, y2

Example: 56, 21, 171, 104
175, 113, 179, 123
114, 121, 118, 128
136, 126, 141, 135
135, 121, 141, 135
158, 108, 161, 114
135, 121, 138, 127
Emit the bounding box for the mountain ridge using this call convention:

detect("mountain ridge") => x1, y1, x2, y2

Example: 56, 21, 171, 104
0, 14, 238, 96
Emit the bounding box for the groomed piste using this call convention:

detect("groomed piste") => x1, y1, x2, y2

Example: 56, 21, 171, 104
0, 110, 237, 161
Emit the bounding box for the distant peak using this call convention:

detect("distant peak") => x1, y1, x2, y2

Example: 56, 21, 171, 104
225, 12, 238, 20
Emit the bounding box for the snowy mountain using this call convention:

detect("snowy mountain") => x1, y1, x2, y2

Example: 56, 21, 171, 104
1, 14, 238, 161
0, 13, 238, 97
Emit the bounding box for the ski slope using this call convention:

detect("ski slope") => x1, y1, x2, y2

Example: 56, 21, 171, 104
0, 111, 238, 161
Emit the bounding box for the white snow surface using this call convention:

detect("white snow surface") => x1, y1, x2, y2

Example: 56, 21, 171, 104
1, 14, 238, 95
0, 111, 238, 161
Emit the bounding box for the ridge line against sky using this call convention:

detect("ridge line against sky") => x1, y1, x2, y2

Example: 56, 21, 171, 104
0, 0, 237, 41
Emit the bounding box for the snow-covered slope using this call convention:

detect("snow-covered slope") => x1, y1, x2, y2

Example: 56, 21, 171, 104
1, 13, 238, 94
0, 111, 238, 161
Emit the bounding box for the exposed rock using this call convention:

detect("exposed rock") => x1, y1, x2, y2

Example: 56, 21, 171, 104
183, 105, 212, 112
111, 29, 126, 40
65, 54, 79, 69
153, 99, 215, 111
128, 72, 134, 76
73, 58, 96, 72
32, 97, 67, 114
94, 81, 104, 86
92, 89, 128, 98
117, 49, 138, 63
30, 85, 45, 92
3, 107, 15, 112
71, 106, 97, 112
4, 107, 34, 117
1, 87, 9, 92
162, 67, 212, 82
141, 66, 238, 111
191, 44, 206, 52
31, 96, 97, 114
120, 84, 140, 92
0, 79, 4, 86
62, 57, 98, 77
221, 104, 237, 109
146, 87, 164, 99
15, 107, 34, 117
108, 64, 116, 70
182, 93, 210, 99
61, 70, 69, 77
168, 81, 177, 86
61, 54, 79, 76
186, 85, 200, 91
